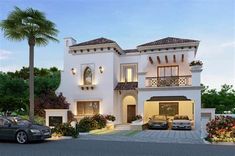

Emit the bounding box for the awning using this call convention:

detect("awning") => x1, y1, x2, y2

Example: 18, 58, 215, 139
146, 96, 191, 101
114, 82, 138, 90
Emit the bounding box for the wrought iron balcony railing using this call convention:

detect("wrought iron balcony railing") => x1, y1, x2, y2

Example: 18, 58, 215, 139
146, 75, 192, 87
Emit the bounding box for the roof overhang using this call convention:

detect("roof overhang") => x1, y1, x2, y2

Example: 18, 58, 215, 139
146, 96, 191, 101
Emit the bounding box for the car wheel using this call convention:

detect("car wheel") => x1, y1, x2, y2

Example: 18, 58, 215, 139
16, 131, 28, 144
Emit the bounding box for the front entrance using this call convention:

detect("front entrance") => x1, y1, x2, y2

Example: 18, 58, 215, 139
122, 95, 137, 123
127, 105, 136, 123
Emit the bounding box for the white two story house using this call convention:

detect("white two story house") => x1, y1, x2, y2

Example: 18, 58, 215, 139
56, 37, 203, 130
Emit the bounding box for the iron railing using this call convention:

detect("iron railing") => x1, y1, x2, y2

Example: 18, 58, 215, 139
146, 75, 192, 87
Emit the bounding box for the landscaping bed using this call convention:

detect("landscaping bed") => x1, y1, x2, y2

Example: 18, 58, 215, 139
205, 115, 235, 145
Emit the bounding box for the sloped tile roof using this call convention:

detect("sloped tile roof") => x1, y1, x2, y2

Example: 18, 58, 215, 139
70, 37, 116, 47
138, 37, 199, 47
114, 82, 138, 90
147, 96, 191, 101
123, 49, 138, 53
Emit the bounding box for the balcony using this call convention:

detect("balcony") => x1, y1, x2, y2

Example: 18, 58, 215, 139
146, 75, 192, 87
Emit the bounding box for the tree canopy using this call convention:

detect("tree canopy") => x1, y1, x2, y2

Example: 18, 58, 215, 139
202, 84, 235, 113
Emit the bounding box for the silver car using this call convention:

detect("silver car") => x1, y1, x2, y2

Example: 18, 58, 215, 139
172, 115, 192, 130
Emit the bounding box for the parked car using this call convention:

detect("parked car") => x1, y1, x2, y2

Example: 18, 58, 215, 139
172, 115, 192, 130
0, 116, 51, 144
148, 115, 168, 129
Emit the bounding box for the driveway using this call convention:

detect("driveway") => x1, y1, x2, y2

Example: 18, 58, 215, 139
79, 129, 203, 144
0, 139, 234, 156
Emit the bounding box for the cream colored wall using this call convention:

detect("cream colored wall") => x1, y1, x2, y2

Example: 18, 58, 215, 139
144, 101, 159, 122
144, 101, 194, 123
122, 95, 136, 123
179, 101, 194, 120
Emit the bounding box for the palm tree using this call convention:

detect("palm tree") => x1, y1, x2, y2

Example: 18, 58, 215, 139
0, 7, 59, 122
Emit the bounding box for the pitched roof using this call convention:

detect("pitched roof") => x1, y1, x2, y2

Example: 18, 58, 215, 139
114, 82, 138, 90
146, 96, 191, 101
70, 37, 116, 47
138, 37, 199, 47
123, 49, 138, 53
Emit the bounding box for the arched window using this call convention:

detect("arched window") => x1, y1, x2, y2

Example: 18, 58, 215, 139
83, 67, 92, 85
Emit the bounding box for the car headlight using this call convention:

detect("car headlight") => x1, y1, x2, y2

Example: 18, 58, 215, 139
30, 129, 41, 133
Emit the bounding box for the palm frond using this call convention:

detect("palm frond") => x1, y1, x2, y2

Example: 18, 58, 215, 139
0, 7, 59, 46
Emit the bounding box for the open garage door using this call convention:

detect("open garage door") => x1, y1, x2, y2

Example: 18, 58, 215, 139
144, 96, 194, 129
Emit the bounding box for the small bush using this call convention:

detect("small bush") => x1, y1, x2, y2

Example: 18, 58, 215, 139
105, 115, 116, 122
78, 117, 98, 132
206, 116, 235, 142
92, 114, 107, 129
52, 123, 79, 138
20, 115, 45, 125
67, 110, 76, 123
132, 115, 142, 121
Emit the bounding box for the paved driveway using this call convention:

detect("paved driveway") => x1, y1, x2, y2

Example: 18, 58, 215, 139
80, 130, 203, 144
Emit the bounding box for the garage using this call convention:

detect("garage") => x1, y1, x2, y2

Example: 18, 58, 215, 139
143, 96, 194, 130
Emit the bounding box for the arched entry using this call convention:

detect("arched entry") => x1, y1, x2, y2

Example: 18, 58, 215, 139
122, 95, 136, 123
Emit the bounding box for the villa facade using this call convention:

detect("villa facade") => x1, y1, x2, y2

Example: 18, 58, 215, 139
56, 37, 203, 130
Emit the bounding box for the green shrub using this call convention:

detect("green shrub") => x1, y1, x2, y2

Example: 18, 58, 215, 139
20, 115, 45, 125
105, 115, 116, 121
132, 115, 142, 121
78, 117, 97, 132
92, 114, 107, 129
52, 123, 79, 138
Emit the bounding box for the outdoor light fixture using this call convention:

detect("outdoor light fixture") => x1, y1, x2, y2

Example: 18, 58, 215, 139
71, 68, 76, 75
99, 66, 104, 74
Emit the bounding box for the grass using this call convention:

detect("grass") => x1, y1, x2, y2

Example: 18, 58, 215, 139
124, 130, 141, 136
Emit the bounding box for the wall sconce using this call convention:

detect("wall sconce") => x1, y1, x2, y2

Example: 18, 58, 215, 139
71, 68, 76, 75
99, 66, 104, 74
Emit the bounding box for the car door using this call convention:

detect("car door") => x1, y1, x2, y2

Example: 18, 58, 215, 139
0, 118, 17, 140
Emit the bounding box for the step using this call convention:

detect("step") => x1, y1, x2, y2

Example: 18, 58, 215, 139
115, 124, 131, 130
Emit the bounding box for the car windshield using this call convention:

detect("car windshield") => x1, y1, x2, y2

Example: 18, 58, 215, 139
174, 116, 189, 120
152, 115, 166, 120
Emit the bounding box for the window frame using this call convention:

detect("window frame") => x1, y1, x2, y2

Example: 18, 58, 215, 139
83, 66, 93, 85
157, 65, 179, 77
77, 101, 100, 116
120, 63, 138, 82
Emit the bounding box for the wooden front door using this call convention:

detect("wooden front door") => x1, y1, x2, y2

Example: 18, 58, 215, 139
127, 105, 136, 123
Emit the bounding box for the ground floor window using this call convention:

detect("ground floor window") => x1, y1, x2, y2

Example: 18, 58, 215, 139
49, 116, 62, 127
77, 101, 99, 116
159, 102, 179, 116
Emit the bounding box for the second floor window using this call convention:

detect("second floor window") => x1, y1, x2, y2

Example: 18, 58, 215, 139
84, 67, 92, 85
158, 65, 179, 77
120, 64, 137, 82
126, 68, 133, 82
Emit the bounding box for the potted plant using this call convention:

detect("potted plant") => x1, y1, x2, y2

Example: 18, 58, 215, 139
131, 115, 143, 123
189, 60, 203, 70
105, 115, 116, 123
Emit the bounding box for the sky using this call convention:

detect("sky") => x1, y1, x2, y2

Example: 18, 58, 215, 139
0, 0, 234, 89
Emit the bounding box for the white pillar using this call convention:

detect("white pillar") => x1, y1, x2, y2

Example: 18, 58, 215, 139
190, 65, 203, 86
137, 92, 145, 117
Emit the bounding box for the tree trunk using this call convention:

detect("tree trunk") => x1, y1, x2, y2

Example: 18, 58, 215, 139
28, 38, 35, 122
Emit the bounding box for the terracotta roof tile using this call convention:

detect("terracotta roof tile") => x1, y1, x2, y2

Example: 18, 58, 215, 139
114, 82, 138, 90
138, 37, 199, 47
70, 37, 116, 47
147, 96, 191, 101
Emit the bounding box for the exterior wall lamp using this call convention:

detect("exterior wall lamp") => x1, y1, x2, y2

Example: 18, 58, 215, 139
99, 66, 104, 74
71, 68, 76, 75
